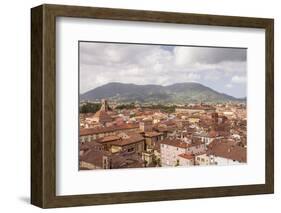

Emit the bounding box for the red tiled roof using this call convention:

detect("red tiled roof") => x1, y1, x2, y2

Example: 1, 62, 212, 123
153, 126, 168, 132
160, 139, 188, 149
208, 130, 218, 138
79, 149, 144, 169
110, 134, 144, 146
207, 141, 246, 162
98, 135, 120, 143
144, 131, 163, 137
79, 141, 103, 151
80, 124, 139, 136
178, 153, 194, 160
79, 149, 111, 167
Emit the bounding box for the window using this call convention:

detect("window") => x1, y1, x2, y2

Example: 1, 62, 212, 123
128, 147, 135, 152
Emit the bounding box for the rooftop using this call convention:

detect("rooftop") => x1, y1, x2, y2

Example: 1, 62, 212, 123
161, 139, 188, 149
207, 140, 246, 162
110, 134, 145, 146
144, 131, 163, 137
80, 124, 139, 136
178, 153, 194, 160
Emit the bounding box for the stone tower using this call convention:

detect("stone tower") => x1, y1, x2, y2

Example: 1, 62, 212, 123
92, 99, 112, 124
100, 99, 109, 111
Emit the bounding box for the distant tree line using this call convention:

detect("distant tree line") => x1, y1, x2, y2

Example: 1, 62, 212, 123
143, 104, 176, 113
116, 103, 135, 110
115, 103, 176, 113
80, 103, 101, 113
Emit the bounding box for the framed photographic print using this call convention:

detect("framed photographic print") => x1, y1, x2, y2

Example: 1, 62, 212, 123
31, 4, 274, 208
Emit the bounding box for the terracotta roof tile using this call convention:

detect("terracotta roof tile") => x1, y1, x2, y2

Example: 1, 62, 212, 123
144, 131, 163, 137
207, 141, 246, 162
160, 139, 188, 148
80, 124, 139, 136
110, 134, 144, 146
178, 153, 194, 160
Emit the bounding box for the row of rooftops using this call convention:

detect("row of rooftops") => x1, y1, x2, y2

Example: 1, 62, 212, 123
80, 106, 245, 137
80, 120, 237, 142
81, 133, 145, 147
80, 148, 144, 169
110, 134, 144, 146
160, 138, 246, 162
80, 120, 179, 137
160, 138, 204, 149
207, 140, 246, 162
80, 123, 139, 136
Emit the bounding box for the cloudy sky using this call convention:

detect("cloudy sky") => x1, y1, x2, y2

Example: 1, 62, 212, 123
79, 42, 247, 98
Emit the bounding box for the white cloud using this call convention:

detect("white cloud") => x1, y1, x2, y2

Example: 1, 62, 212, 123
225, 84, 233, 88
174, 47, 192, 67
186, 73, 201, 81
173, 46, 246, 67
79, 42, 247, 97
231, 75, 246, 83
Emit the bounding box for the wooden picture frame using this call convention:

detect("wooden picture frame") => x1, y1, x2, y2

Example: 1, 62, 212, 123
31, 4, 274, 208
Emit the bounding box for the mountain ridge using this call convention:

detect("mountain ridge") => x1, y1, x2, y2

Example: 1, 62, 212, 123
80, 82, 245, 103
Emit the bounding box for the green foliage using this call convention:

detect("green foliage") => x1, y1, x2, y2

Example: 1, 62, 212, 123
80, 103, 101, 113
143, 104, 176, 113
116, 103, 135, 110
115, 103, 175, 113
